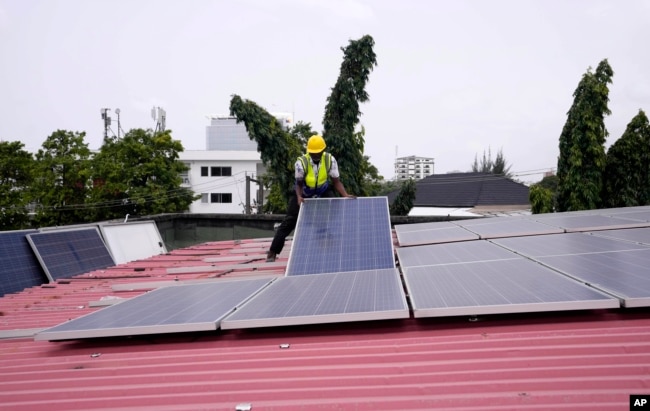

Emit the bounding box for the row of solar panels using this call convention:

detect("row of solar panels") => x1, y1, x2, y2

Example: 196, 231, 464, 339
34, 199, 650, 341
0, 221, 166, 296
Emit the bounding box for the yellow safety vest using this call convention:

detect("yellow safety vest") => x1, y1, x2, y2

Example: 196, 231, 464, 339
299, 153, 332, 190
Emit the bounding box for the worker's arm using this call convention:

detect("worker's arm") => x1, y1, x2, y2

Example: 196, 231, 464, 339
332, 177, 356, 198
296, 179, 305, 206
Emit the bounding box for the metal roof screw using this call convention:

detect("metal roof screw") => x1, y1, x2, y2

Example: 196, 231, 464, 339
235, 403, 252, 411
279, 343, 290, 349
90, 353, 101, 358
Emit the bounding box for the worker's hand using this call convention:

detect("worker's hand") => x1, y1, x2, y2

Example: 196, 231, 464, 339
297, 196, 304, 206
344, 194, 357, 199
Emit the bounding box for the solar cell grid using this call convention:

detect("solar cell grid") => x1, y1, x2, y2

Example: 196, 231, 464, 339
286, 197, 394, 276
35, 278, 273, 341
458, 218, 564, 239
0, 230, 47, 296
395, 222, 479, 246
396, 240, 518, 268
530, 214, 650, 232
403, 259, 619, 317
27, 228, 116, 282
221, 268, 408, 329
492, 232, 649, 258
590, 228, 650, 246
536, 249, 650, 307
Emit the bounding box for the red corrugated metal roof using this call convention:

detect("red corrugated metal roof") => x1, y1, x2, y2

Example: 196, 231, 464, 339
1, 237, 649, 411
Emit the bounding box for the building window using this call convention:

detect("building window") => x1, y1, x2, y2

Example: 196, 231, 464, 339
201, 167, 209, 177
211, 167, 232, 177
210, 193, 233, 203
201, 193, 209, 203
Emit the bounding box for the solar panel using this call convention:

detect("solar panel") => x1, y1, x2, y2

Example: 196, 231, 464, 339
491, 232, 649, 258
396, 240, 518, 269
529, 214, 650, 232
99, 221, 167, 264
221, 268, 409, 329
403, 259, 619, 317
590, 227, 650, 246
536, 249, 650, 307
26, 228, 116, 282
0, 230, 48, 296
454, 218, 565, 239
606, 210, 650, 222
286, 197, 395, 276
35, 278, 274, 341
395, 221, 479, 246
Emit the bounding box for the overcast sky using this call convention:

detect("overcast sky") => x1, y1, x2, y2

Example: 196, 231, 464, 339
1, 0, 648, 183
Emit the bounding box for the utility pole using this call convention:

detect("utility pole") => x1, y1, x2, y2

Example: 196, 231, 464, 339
100, 108, 111, 139
245, 175, 264, 214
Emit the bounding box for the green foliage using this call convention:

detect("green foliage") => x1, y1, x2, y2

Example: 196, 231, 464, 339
31, 130, 92, 226
0, 141, 35, 229
389, 178, 416, 216
89, 129, 197, 220
471, 147, 512, 177
529, 184, 554, 214
322, 35, 378, 197
556, 59, 613, 211
602, 110, 650, 207
229, 95, 303, 212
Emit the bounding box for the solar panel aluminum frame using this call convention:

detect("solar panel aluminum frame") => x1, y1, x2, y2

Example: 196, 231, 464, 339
221, 268, 409, 329
35, 278, 275, 341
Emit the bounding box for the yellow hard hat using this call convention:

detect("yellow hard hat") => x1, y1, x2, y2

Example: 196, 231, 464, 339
307, 135, 326, 153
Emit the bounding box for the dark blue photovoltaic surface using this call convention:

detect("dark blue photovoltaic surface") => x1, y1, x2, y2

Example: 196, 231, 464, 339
0, 230, 48, 296
27, 228, 115, 281
286, 197, 395, 276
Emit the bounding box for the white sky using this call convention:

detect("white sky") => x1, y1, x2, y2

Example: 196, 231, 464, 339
1, 0, 649, 183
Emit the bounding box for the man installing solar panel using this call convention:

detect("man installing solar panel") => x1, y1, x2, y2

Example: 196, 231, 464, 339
266, 134, 356, 262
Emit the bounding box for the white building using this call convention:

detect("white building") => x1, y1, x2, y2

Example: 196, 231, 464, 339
394, 155, 435, 180
178, 150, 265, 214
178, 113, 293, 214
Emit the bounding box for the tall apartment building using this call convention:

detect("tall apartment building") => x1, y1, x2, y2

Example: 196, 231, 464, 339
394, 155, 435, 180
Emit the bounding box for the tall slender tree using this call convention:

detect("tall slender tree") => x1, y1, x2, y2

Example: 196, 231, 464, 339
229, 95, 304, 213
556, 59, 613, 211
322, 34, 377, 197
602, 110, 650, 207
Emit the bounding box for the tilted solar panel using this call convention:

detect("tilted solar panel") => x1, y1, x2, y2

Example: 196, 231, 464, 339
403, 259, 619, 317
221, 268, 409, 329
491, 232, 649, 258
286, 197, 395, 276
537, 249, 650, 307
35, 278, 274, 341
0, 230, 48, 296
395, 221, 479, 246
27, 227, 116, 282
396, 240, 518, 269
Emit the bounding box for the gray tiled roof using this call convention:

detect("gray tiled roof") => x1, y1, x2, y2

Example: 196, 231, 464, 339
390, 172, 530, 207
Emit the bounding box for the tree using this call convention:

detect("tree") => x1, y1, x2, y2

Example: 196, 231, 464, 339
389, 178, 416, 216
89, 129, 197, 221
471, 147, 512, 176
529, 184, 554, 214
0, 141, 35, 229
322, 34, 378, 197
556, 59, 613, 211
31, 130, 92, 226
602, 109, 650, 207
229, 95, 303, 213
